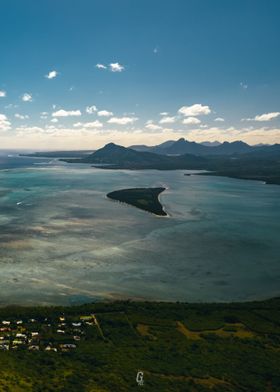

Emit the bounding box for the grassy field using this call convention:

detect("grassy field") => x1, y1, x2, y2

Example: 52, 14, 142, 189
0, 299, 279, 391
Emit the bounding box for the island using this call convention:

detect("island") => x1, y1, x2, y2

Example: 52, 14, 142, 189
107, 187, 167, 216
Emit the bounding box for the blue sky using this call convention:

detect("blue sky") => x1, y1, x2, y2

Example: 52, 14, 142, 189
0, 0, 280, 149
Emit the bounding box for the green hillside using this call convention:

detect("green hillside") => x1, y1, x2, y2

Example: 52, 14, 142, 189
0, 299, 279, 391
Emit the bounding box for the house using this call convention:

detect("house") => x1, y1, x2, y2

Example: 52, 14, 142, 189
59, 316, 65, 322
2, 321, 10, 325
31, 332, 39, 337
28, 345, 39, 351
0, 327, 10, 332
57, 329, 65, 334
45, 346, 57, 352
16, 320, 23, 325
73, 336, 81, 341
13, 340, 24, 345
60, 344, 76, 349
29, 319, 36, 323
72, 322, 81, 327
16, 333, 26, 338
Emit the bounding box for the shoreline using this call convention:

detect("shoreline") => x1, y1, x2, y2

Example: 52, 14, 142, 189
1, 293, 280, 309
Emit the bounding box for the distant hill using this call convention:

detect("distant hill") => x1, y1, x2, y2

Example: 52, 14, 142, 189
129, 140, 175, 152
153, 138, 210, 155
64, 142, 206, 169
212, 141, 253, 155
200, 141, 222, 147
152, 138, 254, 156
20, 150, 94, 158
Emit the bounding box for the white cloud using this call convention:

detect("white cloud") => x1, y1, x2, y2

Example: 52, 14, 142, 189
0, 90, 6, 98
182, 117, 201, 125
107, 116, 138, 125
214, 117, 225, 122
242, 112, 280, 122
0, 114, 11, 131
45, 70, 58, 79
178, 104, 211, 116
97, 110, 113, 117
109, 62, 125, 72
240, 82, 248, 89
86, 105, 98, 114
159, 116, 176, 124
51, 118, 58, 123
22, 93, 32, 102
73, 120, 103, 129
52, 109, 81, 117
159, 112, 169, 116
253, 112, 280, 122
145, 122, 162, 131
96, 63, 107, 70
40, 112, 48, 119
15, 113, 29, 120
3, 121, 280, 150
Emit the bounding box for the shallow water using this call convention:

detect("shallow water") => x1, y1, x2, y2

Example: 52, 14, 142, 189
0, 154, 280, 305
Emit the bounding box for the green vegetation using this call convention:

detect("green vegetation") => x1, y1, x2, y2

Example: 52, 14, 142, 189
107, 187, 167, 216
200, 152, 280, 185
0, 299, 279, 391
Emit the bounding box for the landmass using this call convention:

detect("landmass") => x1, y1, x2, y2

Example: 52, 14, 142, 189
61, 142, 280, 185
0, 299, 279, 391
20, 150, 94, 158
21, 141, 280, 186
107, 187, 167, 216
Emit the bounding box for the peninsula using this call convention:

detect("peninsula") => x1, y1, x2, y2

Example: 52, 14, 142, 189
107, 187, 167, 216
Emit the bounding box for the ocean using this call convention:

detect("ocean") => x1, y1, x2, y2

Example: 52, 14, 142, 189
0, 151, 280, 305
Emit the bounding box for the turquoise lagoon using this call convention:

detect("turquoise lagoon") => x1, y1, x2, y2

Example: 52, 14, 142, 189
0, 154, 280, 305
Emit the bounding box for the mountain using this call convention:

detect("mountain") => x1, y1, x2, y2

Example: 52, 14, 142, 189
130, 138, 254, 156
65, 142, 206, 169
153, 138, 210, 155
212, 141, 253, 155
128, 144, 152, 152
201, 141, 222, 147
84, 143, 165, 166
129, 140, 175, 152
62, 142, 280, 185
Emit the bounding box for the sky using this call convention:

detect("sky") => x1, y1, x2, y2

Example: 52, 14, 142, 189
0, 0, 280, 149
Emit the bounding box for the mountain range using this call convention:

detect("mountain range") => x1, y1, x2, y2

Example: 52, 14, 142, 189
129, 138, 280, 156
77, 142, 206, 169
62, 142, 280, 185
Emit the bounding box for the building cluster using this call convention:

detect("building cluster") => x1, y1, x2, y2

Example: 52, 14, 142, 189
0, 314, 97, 352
